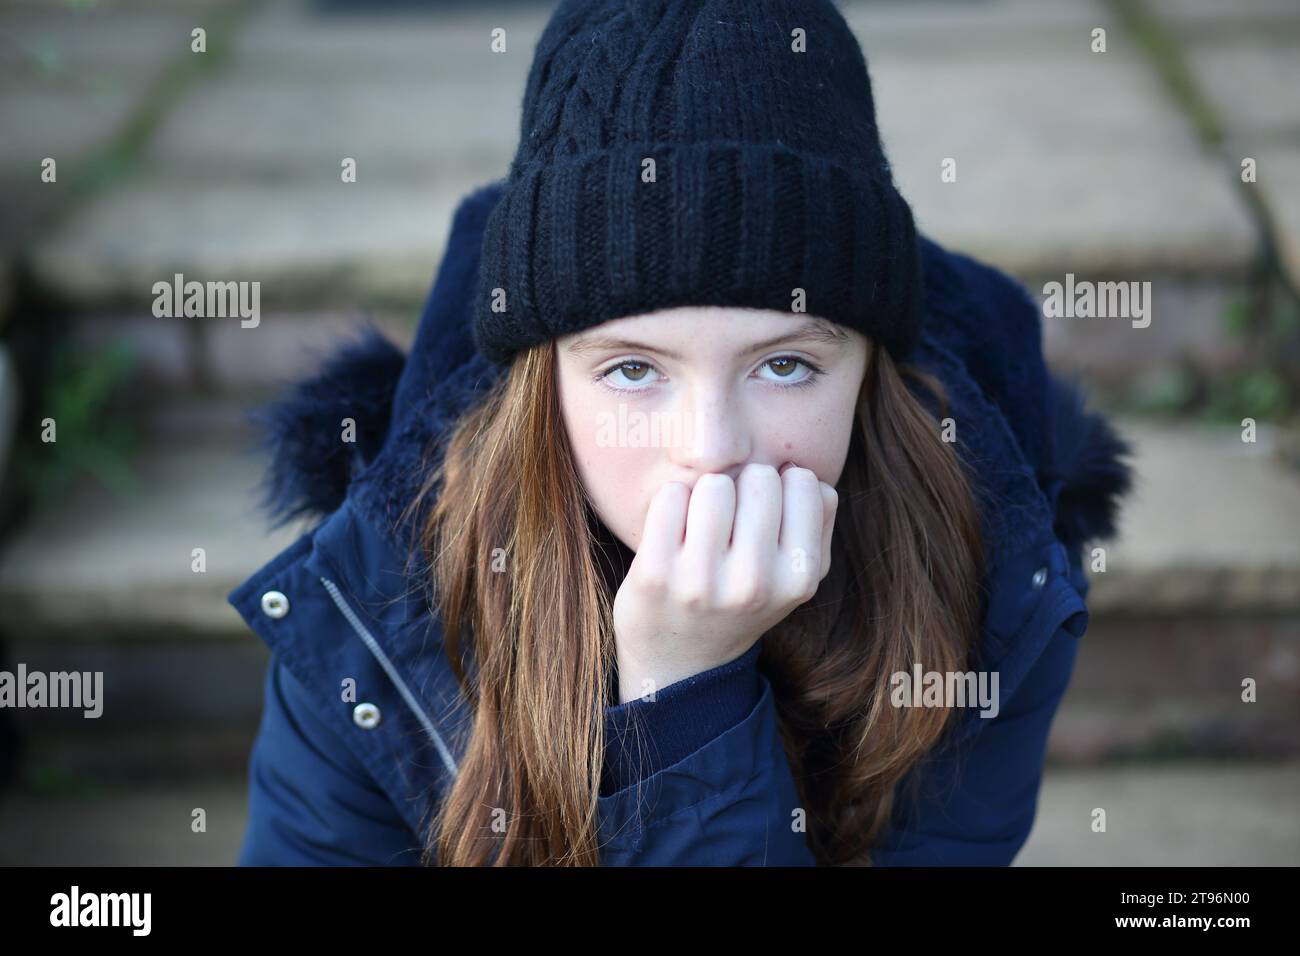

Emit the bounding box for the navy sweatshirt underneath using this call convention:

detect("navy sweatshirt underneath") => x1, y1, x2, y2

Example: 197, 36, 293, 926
601, 640, 764, 797
593, 513, 767, 797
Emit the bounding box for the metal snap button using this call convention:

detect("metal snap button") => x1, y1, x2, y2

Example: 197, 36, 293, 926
353, 702, 382, 730
1031, 567, 1048, 589
260, 590, 290, 619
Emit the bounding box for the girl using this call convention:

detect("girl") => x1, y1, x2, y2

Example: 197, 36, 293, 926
231, 0, 1133, 866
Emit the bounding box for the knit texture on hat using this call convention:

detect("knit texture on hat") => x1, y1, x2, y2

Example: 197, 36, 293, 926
473, 0, 925, 366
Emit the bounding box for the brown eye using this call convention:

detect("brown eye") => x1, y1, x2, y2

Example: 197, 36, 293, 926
757, 356, 825, 389
620, 361, 649, 381
597, 358, 662, 392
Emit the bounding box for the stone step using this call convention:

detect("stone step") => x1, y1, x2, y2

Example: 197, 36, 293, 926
6, 619, 1295, 770
18, 0, 1281, 316
25, 178, 477, 314
1090, 419, 1300, 616
1, 761, 1296, 864
1015, 760, 1300, 866
7, 658, 1294, 774
59, 308, 417, 396
0, 773, 250, 866
1050, 697, 1298, 764
0, 436, 307, 638
1, 637, 1294, 774
6, 609, 1294, 710
0, 0, 232, 253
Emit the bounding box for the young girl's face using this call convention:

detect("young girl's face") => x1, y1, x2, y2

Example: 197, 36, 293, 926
555, 306, 869, 553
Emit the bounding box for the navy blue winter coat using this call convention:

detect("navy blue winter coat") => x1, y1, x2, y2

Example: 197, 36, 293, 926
228, 178, 1133, 866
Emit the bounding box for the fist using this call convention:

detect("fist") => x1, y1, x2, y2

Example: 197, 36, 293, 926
611, 462, 838, 704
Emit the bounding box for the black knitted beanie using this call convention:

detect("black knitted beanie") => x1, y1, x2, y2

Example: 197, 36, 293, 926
472, 0, 924, 367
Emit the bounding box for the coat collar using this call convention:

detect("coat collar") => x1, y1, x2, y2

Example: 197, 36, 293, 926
231, 178, 1133, 826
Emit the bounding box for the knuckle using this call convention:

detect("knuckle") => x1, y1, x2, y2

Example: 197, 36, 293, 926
728, 573, 767, 612
782, 566, 819, 603
637, 569, 669, 595
678, 586, 708, 610
675, 570, 713, 609
803, 570, 822, 598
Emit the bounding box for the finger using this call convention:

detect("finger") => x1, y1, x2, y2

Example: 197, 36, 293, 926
819, 481, 838, 581
729, 463, 782, 560
634, 480, 689, 573
778, 466, 823, 575
681, 473, 736, 569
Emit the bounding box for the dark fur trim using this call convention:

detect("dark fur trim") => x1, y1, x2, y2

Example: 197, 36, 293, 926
249, 320, 405, 529
1044, 372, 1135, 552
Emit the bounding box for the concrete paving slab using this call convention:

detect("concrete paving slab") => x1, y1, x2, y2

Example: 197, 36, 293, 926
858, 4, 1258, 278
1178, 16, 1300, 287
0, 88, 140, 178
138, 76, 522, 178
20, 0, 1265, 308
0, 2, 223, 75
1185, 43, 1300, 139
65, 308, 416, 392
1087, 418, 1300, 616
0, 777, 249, 866
0, 438, 306, 637
0, 1, 225, 249
1250, 145, 1300, 288
0, 762, 1293, 865
841, 0, 1111, 37
26, 174, 474, 309
1147, 0, 1300, 34
1017, 760, 1300, 865
229, 0, 549, 79
1041, 279, 1242, 383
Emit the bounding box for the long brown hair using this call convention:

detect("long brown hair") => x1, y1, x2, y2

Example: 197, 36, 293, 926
410, 334, 985, 865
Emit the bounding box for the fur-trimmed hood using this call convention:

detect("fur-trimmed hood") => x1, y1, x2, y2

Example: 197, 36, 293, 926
228, 180, 1139, 865
247, 178, 1133, 587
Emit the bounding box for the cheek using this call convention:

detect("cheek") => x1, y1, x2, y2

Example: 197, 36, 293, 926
761, 395, 857, 485
567, 420, 661, 545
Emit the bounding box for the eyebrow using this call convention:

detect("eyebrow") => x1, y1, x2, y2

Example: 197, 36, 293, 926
565, 318, 849, 361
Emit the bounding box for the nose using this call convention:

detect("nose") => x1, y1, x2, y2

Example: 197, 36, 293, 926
668, 385, 750, 481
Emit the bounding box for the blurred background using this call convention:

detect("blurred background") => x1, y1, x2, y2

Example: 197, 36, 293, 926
0, 0, 1297, 865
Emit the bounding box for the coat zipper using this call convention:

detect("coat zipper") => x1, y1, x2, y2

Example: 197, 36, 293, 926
318, 575, 460, 780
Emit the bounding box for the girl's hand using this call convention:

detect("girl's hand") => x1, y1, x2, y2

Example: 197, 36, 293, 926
611, 462, 838, 705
